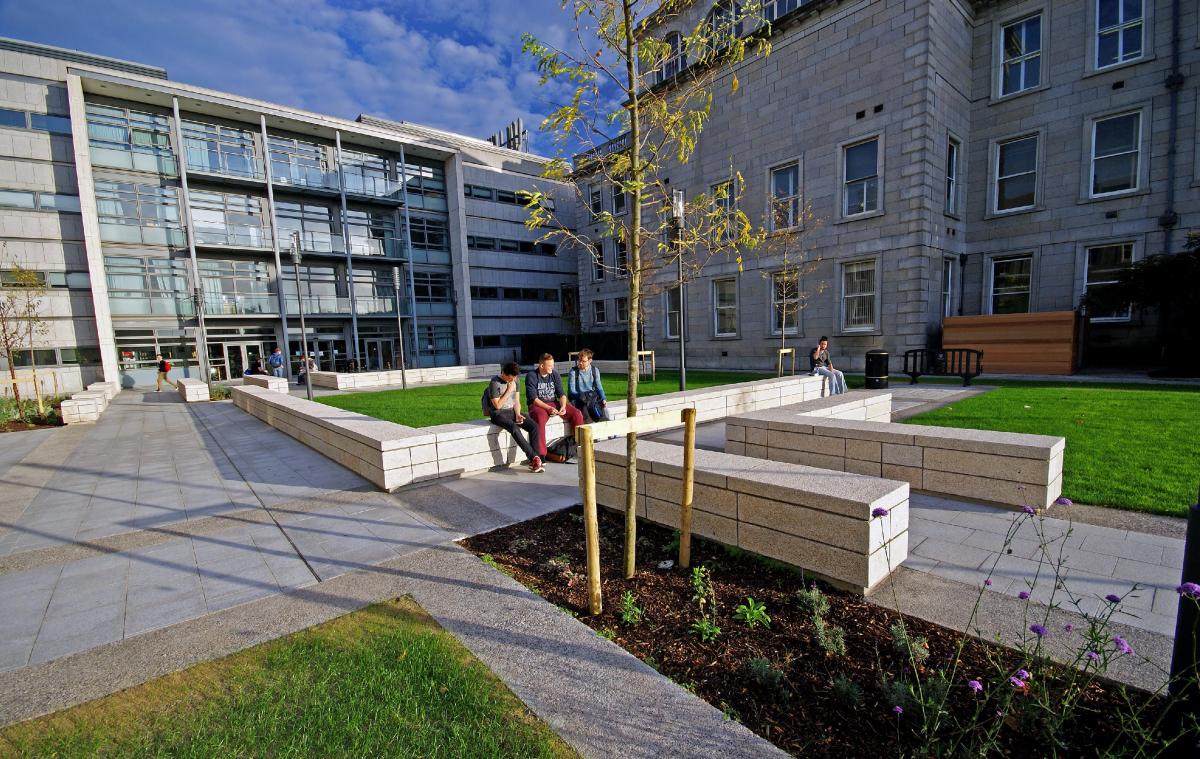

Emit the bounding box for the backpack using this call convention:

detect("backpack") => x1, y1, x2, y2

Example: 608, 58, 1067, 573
548, 435, 577, 462
164, 361, 171, 372
481, 385, 492, 417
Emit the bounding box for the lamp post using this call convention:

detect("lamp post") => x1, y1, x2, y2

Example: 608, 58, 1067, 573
289, 232, 313, 401
671, 188, 687, 392
391, 265, 408, 390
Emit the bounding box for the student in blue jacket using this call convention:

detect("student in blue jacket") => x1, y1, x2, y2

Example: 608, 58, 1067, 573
567, 348, 610, 422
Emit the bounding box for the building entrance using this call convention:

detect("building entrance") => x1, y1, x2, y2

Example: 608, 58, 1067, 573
208, 342, 265, 380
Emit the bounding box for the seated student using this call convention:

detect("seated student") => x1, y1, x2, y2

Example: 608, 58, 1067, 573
568, 348, 610, 422
485, 362, 543, 473
810, 336, 847, 395
296, 354, 317, 385
525, 353, 585, 464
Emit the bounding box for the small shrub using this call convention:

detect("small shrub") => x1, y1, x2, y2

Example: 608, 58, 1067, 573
690, 566, 717, 619
831, 674, 864, 708
620, 591, 643, 626
209, 383, 231, 400
597, 628, 616, 641
506, 537, 532, 553
689, 618, 721, 642
889, 622, 930, 666
795, 585, 831, 617
745, 657, 784, 691
880, 676, 914, 713
662, 529, 680, 554
813, 616, 847, 657
734, 597, 771, 629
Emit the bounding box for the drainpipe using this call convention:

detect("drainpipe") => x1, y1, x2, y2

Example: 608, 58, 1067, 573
1158, 0, 1183, 256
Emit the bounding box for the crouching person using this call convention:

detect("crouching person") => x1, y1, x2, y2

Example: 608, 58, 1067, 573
484, 361, 543, 473
525, 353, 585, 464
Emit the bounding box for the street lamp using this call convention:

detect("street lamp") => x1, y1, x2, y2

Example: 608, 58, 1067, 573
391, 265, 408, 390
671, 188, 687, 392
289, 232, 313, 401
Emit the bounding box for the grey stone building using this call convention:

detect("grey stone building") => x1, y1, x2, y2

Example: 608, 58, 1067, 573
0, 37, 576, 391
576, 0, 1197, 371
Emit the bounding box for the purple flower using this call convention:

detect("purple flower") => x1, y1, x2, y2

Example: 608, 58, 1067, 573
1030, 624, 1049, 638
1054, 497, 1073, 506
1017, 669, 1031, 680
1018, 591, 1030, 600
1114, 636, 1134, 656
1178, 582, 1200, 599
1063, 624, 1075, 633
893, 705, 904, 715
968, 679, 983, 693
1009, 676, 1026, 688
984, 579, 992, 587
1022, 505, 1036, 515
872, 507, 890, 518
1105, 594, 1122, 604
1085, 651, 1100, 662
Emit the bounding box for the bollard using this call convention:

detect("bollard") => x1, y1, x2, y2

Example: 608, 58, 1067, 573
1167, 485, 1200, 754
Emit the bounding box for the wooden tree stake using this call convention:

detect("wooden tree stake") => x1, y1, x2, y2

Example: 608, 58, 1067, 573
679, 407, 697, 569
579, 425, 602, 615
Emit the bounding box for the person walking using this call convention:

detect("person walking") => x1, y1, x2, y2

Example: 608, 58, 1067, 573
811, 336, 847, 395
568, 348, 610, 422
484, 362, 543, 472
525, 353, 585, 463
154, 354, 175, 392
267, 346, 286, 378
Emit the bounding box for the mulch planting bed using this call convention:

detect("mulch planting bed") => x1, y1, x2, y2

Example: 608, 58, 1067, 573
461, 506, 1168, 757
0, 419, 61, 433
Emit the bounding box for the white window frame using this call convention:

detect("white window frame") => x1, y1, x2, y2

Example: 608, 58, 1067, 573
945, 136, 961, 216
941, 258, 955, 318
1095, 0, 1145, 70
1089, 110, 1142, 198
612, 180, 627, 215
589, 184, 603, 217
992, 132, 1040, 215
616, 296, 629, 323
996, 12, 1044, 99
711, 179, 736, 241
665, 286, 682, 340
1084, 241, 1134, 321
838, 136, 882, 221
591, 242, 605, 282
712, 278, 738, 337
767, 160, 801, 232
840, 258, 878, 333
592, 299, 607, 325
659, 32, 687, 83
987, 254, 1034, 315
615, 238, 628, 278
769, 270, 799, 336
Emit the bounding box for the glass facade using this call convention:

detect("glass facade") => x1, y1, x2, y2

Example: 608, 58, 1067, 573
105, 255, 193, 316
182, 120, 262, 178
86, 104, 177, 175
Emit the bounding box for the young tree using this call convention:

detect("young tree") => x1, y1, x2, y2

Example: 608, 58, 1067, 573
523, 1, 771, 579
0, 243, 50, 419
759, 199, 824, 374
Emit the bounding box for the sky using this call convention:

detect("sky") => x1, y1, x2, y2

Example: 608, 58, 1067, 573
0, 0, 593, 155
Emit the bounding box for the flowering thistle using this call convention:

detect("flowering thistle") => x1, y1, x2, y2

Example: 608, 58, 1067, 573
1178, 582, 1200, 599
1017, 669, 1032, 680
872, 507, 889, 518
1009, 676, 1026, 688
968, 679, 983, 693
1018, 591, 1030, 600
893, 705, 904, 715
1085, 651, 1100, 662
1063, 623, 1075, 633
984, 579, 992, 587
1105, 594, 1122, 604
1022, 505, 1036, 515
1030, 624, 1048, 637
1113, 636, 1134, 655
1054, 496, 1073, 506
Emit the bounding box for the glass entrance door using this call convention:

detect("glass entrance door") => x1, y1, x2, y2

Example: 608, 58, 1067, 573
224, 342, 263, 377
360, 338, 394, 371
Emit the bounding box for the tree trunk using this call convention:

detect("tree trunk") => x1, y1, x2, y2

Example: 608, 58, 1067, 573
622, 0, 641, 580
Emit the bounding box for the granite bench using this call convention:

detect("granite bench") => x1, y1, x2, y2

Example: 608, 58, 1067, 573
242, 374, 290, 393
176, 378, 210, 402
591, 439, 909, 593
726, 392, 1065, 510
85, 381, 119, 401
61, 390, 109, 424
309, 364, 494, 390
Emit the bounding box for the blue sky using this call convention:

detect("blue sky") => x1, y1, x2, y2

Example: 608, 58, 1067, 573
0, 0, 584, 154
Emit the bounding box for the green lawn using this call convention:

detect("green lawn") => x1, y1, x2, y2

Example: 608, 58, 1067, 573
0, 597, 575, 759
904, 383, 1200, 516
317, 369, 773, 427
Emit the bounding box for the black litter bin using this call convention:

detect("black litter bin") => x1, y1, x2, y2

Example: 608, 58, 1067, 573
865, 349, 889, 389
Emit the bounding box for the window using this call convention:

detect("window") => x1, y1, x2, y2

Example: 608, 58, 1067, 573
945, 137, 961, 214
0, 189, 80, 213
0, 189, 35, 209
412, 271, 453, 303
268, 135, 331, 189
1000, 14, 1042, 96
615, 239, 628, 277
276, 200, 336, 253
995, 135, 1038, 212
496, 189, 518, 204
1091, 112, 1140, 196
762, 1, 802, 22
418, 324, 457, 357
592, 243, 605, 281
941, 259, 954, 318
198, 259, 273, 315
768, 163, 800, 231
770, 271, 798, 335
713, 278, 737, 336
1097, 0, 1143, 69
94, 179, 184, 246
400, 160, 447, 211
659, 32, 687, 83
593, 299, 608, 324
408, 216, 449, 251
589, 185, 603, 216
0, 108, 25, 128
39, 193, 81, 213
990, 256, 1033, 314
342, 148, 392, 198
616, 296, 629, 323
181, 120, 260, 178
190, 190, 271, 247
665, 286, 682, 339
842, 139, 879, 217
1086, 243, 1133, 320
85, 104, 176, 175
706, 2, 744, 51
612, 180, 627, 215
104, 255, 192, 316
28, 113, 71, 135
1, 270, 91, 289
841, 260, 877, 331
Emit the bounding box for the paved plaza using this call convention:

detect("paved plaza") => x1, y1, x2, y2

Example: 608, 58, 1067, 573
0, 384, 1188, 739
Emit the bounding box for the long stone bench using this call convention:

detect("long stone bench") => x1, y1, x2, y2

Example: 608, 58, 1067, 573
591, 439, 909, 593
85, 381, 119, 401
309, 364, 494, 390
242, 374, 289, 393
725, 392, 1065, 510
177, 378, 210, 403
233, 374, 826, 491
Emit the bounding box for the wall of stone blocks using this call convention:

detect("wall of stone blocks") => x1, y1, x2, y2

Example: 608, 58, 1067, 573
590, 438, 909, 592
176, 378, 209, 403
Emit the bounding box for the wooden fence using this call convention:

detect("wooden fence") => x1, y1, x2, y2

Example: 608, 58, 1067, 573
943, 311, 1080, 375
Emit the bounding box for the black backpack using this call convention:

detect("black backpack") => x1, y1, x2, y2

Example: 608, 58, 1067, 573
481, 384, 493, 417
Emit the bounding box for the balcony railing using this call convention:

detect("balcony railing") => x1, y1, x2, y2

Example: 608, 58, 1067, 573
91, 146, 178, 177
284, 230, 345, 255
271, 164, 340, 191
184, 146, 265, 180
353, 296, 400, 316
283, 295, 406, 316
343, 174, 403, 200
203, 293, 276, 316
347, 235, 406, 259
193, 225, 273, 249
98, 220, 187, 247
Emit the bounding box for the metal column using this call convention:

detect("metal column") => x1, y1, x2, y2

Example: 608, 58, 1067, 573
259, 115, 292, 378
170, 97, 212, 384
398, 144, 420, 368
335, 131, 361, 368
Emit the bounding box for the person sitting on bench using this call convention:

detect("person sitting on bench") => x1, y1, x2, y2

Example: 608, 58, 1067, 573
811, 336, 847, 396
568, 348, 610, 422
525, 353, 585, 464
484, 361, 543, 473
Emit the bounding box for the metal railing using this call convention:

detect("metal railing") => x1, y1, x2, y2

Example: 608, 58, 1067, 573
184, 147, 265, 180
342, 174, 403, 200
271, 163, 340, 191
193, 225, 274, 249
346, 235, 406, 259
203, 294, 276, 315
